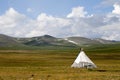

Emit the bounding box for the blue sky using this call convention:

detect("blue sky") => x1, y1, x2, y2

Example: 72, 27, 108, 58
0, 0, 111, 18
0, 0, 120, 40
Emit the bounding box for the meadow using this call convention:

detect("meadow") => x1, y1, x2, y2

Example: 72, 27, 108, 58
0, 48, 119, 80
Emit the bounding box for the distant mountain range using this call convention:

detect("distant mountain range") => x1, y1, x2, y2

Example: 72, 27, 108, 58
0, 34, 119, 48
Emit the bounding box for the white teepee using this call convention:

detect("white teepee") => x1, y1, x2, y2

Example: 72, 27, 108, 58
71, 49, 97, 68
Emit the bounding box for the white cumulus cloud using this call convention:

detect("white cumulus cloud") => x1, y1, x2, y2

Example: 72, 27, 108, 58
98, 22, 120, 40
112, 3, 120, 15
0, 8, 35, 37
67, 6, 87, 18
0, 6, 120, 41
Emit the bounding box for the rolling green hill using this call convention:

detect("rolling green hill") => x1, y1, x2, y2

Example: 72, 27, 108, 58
0, 34, 25, 47
66, 37, 117, 46
0, 34, 78, 50
16, 35, 77, 47
0, 34, 120, 51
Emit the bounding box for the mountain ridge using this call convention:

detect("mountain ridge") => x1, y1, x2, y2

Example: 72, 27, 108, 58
0, 34, 119, 48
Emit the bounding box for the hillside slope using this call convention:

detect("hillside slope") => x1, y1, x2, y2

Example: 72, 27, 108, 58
0, 34, 120, 50
65, 37, 118, 46
16, 35, 77, 47
0, 34, 24, 47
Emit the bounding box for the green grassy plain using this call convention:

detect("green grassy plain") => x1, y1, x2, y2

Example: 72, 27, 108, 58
0, 48, 119, 80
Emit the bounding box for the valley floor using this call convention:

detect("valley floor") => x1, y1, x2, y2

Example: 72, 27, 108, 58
0, 50, 119, 80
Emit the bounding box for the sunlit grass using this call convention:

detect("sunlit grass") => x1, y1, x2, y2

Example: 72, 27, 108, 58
0, 50, 119, 80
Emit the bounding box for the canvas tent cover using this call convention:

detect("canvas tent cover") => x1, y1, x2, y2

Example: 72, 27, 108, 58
71, 51, 97, 68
